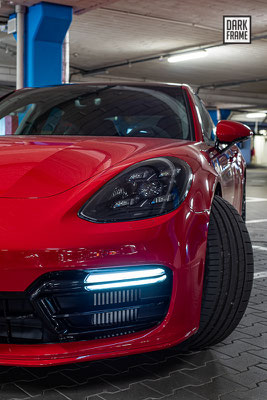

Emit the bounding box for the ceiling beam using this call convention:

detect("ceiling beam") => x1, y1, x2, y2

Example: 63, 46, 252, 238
0, 0, 14, 19
199, 89, 267, 108
0, 0, 119, 15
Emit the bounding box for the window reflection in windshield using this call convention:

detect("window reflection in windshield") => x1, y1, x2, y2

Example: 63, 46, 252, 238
0, 85, 193, 141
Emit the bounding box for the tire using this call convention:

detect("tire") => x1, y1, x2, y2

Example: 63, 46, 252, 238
242, 179, 246, 221
185, 195, 254, 350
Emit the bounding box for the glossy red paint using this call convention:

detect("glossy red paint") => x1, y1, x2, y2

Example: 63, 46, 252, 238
216, 120, 252, 143
0, 136, 192, 198
0, 83, 247, 366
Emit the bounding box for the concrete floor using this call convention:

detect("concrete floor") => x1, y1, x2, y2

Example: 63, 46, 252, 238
1, 167, 267, 400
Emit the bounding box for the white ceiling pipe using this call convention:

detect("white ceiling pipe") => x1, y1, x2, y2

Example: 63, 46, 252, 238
15, 5, 25, 89
62, 30, 70, 84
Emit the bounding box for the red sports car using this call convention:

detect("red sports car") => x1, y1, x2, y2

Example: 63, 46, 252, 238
0, 83, 253, 366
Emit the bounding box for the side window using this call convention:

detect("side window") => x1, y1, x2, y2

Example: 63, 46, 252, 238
194, 95, 216, 143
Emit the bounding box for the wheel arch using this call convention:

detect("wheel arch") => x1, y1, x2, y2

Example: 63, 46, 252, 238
214, 182, 222, 197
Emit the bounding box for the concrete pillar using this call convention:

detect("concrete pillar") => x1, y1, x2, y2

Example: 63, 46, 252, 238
208, 109, 220, 126
220, 109, 231, 121
24, 2, 72, 87
10, 2, 72, 88
208, 109, 232, 126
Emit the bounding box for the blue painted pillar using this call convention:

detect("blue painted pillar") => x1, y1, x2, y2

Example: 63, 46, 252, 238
208, 109, 220, 126
208, 109, 232, 126
220, 109, 231, 121
19, 2, 72, 87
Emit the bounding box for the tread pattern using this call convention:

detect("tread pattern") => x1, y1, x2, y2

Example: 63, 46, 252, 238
186, 195, 254, 349
242, 178, 246, 221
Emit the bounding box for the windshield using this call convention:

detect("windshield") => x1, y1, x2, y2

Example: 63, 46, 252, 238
0, 85, 193, 140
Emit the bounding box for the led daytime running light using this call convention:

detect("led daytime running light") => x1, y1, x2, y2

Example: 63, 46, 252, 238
84, 267, 167, 291
84, 275, 166, 291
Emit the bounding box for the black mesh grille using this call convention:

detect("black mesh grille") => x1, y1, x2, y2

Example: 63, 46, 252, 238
0, 266, 172, 344
0, 295, 55, 343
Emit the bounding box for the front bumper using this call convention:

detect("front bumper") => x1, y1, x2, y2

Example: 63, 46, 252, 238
0, 196, 209, 366
0, 267, 172, 344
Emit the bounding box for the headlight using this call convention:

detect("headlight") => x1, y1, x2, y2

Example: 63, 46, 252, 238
78, 157, 192, 223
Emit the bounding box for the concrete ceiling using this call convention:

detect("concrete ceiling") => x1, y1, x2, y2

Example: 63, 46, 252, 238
1, 0, 267, 109
0, 0, 118, 15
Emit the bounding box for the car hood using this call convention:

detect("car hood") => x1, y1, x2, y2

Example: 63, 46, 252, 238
0, 136, 191, 198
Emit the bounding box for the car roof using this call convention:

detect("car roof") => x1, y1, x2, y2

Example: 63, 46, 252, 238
70, 81, 184, 88
14, 82, 193, 93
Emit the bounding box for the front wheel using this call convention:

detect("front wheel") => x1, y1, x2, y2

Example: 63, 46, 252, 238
242, 179, 246, 221
185, 195, 253, 349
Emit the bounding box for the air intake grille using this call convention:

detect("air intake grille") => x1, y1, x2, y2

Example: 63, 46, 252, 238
0, 266, 172, 344
0, 295, 56, 344
91, 307, 138, 326
93, 289, 140, 306
92, 289, 140, 326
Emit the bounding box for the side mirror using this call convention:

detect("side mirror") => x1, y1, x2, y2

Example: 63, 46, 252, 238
216, 120, 252, 144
